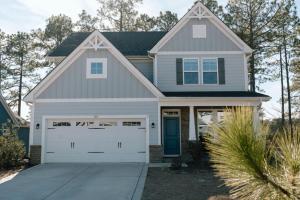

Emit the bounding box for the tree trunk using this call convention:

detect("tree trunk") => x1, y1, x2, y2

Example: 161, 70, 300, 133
283, 28, 293, 134
279, 47, 285, 126
18, 56, 23, 116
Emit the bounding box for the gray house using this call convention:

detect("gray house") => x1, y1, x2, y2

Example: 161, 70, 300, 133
24, 2, 270, 164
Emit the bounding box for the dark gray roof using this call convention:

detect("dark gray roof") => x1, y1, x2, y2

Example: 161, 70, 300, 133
48, 31, 167, 57
162, 91, 270, 98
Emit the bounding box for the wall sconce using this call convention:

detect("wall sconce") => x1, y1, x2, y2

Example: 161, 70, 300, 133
36, 123, 40, 129
151, 122, 155, 128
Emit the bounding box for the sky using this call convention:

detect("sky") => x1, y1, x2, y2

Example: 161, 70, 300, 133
0, 0, 299, 119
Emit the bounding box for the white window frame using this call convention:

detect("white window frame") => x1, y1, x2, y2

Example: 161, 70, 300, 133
192, 25, 207, 38
86, 58, 107, 79
183, 58, 200, 85
202, 58, 219, 85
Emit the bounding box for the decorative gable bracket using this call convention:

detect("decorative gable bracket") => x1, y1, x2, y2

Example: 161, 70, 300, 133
82, 35, 110, 51
188, 4, 211, 20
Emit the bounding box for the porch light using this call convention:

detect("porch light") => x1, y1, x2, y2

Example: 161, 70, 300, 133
36, 123, 40, 129
151, 122, 155, 128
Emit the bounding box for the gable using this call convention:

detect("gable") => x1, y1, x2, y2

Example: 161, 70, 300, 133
160, 18, 241, 52
150, 2, 252, 54
24, 31, 163, 102
38, 49, 155, 99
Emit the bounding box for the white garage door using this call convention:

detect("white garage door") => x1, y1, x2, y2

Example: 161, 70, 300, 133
44, 118, 146, 163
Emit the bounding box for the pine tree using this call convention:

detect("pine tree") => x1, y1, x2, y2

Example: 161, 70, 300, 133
224, 0, 283, 92
75, 10, 98, 32
5, 32, 40, 116
0, 30, 11, 92
135, 14, 156, 31
156, 11, 178, 31
44, 14, 74, 48
97, 0, 142, 31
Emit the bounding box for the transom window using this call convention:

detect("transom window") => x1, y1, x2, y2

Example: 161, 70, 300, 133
183, 59, 199, 84
123, 121, 141, 126
53, 122, 71, 127
86, 58, 107, 79
203, 58, 218, 84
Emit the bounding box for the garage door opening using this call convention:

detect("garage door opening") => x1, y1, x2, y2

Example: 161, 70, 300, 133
43, 117, 148, 163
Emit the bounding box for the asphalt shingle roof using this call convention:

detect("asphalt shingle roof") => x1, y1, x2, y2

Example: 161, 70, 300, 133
162, 91, 270, 98
48, 31, 167, 57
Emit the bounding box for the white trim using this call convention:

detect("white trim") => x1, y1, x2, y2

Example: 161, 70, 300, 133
244, 54, 250, 91
157, 102, 161, 145
162, 109, 181, 156
149, 2, 252, 54
202, 57, 219, 85
29, 104, 34, 150
24, 31, 164, 102
154, 55, 158, 86
35, 98, 159, 103
41, 114, 150, 163
86, 58, 107, 79
189, 106, 196, 141
157, 51, 244, 55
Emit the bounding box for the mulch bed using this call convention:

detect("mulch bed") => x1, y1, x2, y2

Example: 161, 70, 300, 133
0, 167, 23, 180
142, 163, 230, 200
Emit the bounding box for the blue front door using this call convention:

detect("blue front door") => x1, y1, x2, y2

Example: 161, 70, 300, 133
163, 117, 180, 155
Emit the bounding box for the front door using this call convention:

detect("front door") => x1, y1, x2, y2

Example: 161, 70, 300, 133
163, 117, 180, 156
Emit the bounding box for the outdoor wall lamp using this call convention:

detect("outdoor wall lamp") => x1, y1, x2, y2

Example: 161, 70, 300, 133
151, 122, 155, 128
36, 123, 40, 129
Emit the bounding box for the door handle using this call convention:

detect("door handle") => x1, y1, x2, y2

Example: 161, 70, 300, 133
120, 142, 122, 148
73, 142, 75, 148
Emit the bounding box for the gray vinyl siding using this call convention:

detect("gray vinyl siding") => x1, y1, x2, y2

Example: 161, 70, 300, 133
32, 101, 159, 145
157, 54, 246, 91
129, 59, 153, 82
160, 18, 241, 52
38, 49, 155, 99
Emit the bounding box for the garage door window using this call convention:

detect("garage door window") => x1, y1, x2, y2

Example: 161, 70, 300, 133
76, 121, 94, 127
53, 122, 71, 127
99, 122, 117, 126
123, 121, 141, 126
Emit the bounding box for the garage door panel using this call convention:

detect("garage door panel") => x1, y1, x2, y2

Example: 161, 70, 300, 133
45, 118, 146, 163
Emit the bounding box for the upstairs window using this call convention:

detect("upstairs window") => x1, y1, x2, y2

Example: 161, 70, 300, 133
202, 58, 218, 84
183, 59, 199, 84
86, 58, 107, 79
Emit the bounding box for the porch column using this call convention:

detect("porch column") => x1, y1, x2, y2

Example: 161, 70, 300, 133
189, 106, 196, 141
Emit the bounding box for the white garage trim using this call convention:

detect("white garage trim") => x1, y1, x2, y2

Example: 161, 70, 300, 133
41, 115, 149, 164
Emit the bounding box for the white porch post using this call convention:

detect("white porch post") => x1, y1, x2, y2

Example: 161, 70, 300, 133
253, 106, 260, 132
189, 106, 196, 141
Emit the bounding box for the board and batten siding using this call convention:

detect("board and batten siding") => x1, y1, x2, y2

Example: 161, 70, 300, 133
32, 101, 159, 145
160, 18, 241, 52
129, 59, 153, 83
156, 54, 246, 91
38, 49, 155, 99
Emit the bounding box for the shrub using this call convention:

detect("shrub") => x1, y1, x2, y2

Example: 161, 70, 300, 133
206, 107, 300, 200
0, 123, 25, 169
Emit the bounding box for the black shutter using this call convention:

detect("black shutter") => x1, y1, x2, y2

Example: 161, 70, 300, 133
176, 58, 183, 85
218, 58, 225, 85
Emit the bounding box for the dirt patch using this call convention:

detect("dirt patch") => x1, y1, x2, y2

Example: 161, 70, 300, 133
0, 169, 20, 180
142, 165, 229, 200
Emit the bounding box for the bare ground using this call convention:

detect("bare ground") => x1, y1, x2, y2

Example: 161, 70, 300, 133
142, 162, 230, 200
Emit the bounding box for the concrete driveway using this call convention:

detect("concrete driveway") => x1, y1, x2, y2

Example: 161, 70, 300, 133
0, 163, 147, 200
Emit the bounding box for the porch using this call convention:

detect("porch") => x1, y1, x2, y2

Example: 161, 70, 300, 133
150, 92, 270, 163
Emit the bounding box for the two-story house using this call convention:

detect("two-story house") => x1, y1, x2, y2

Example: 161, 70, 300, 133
24, 2, 270, 164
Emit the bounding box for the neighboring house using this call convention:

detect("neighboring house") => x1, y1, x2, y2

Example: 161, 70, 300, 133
24, 2, 270, 164
0, 93, 30, 155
